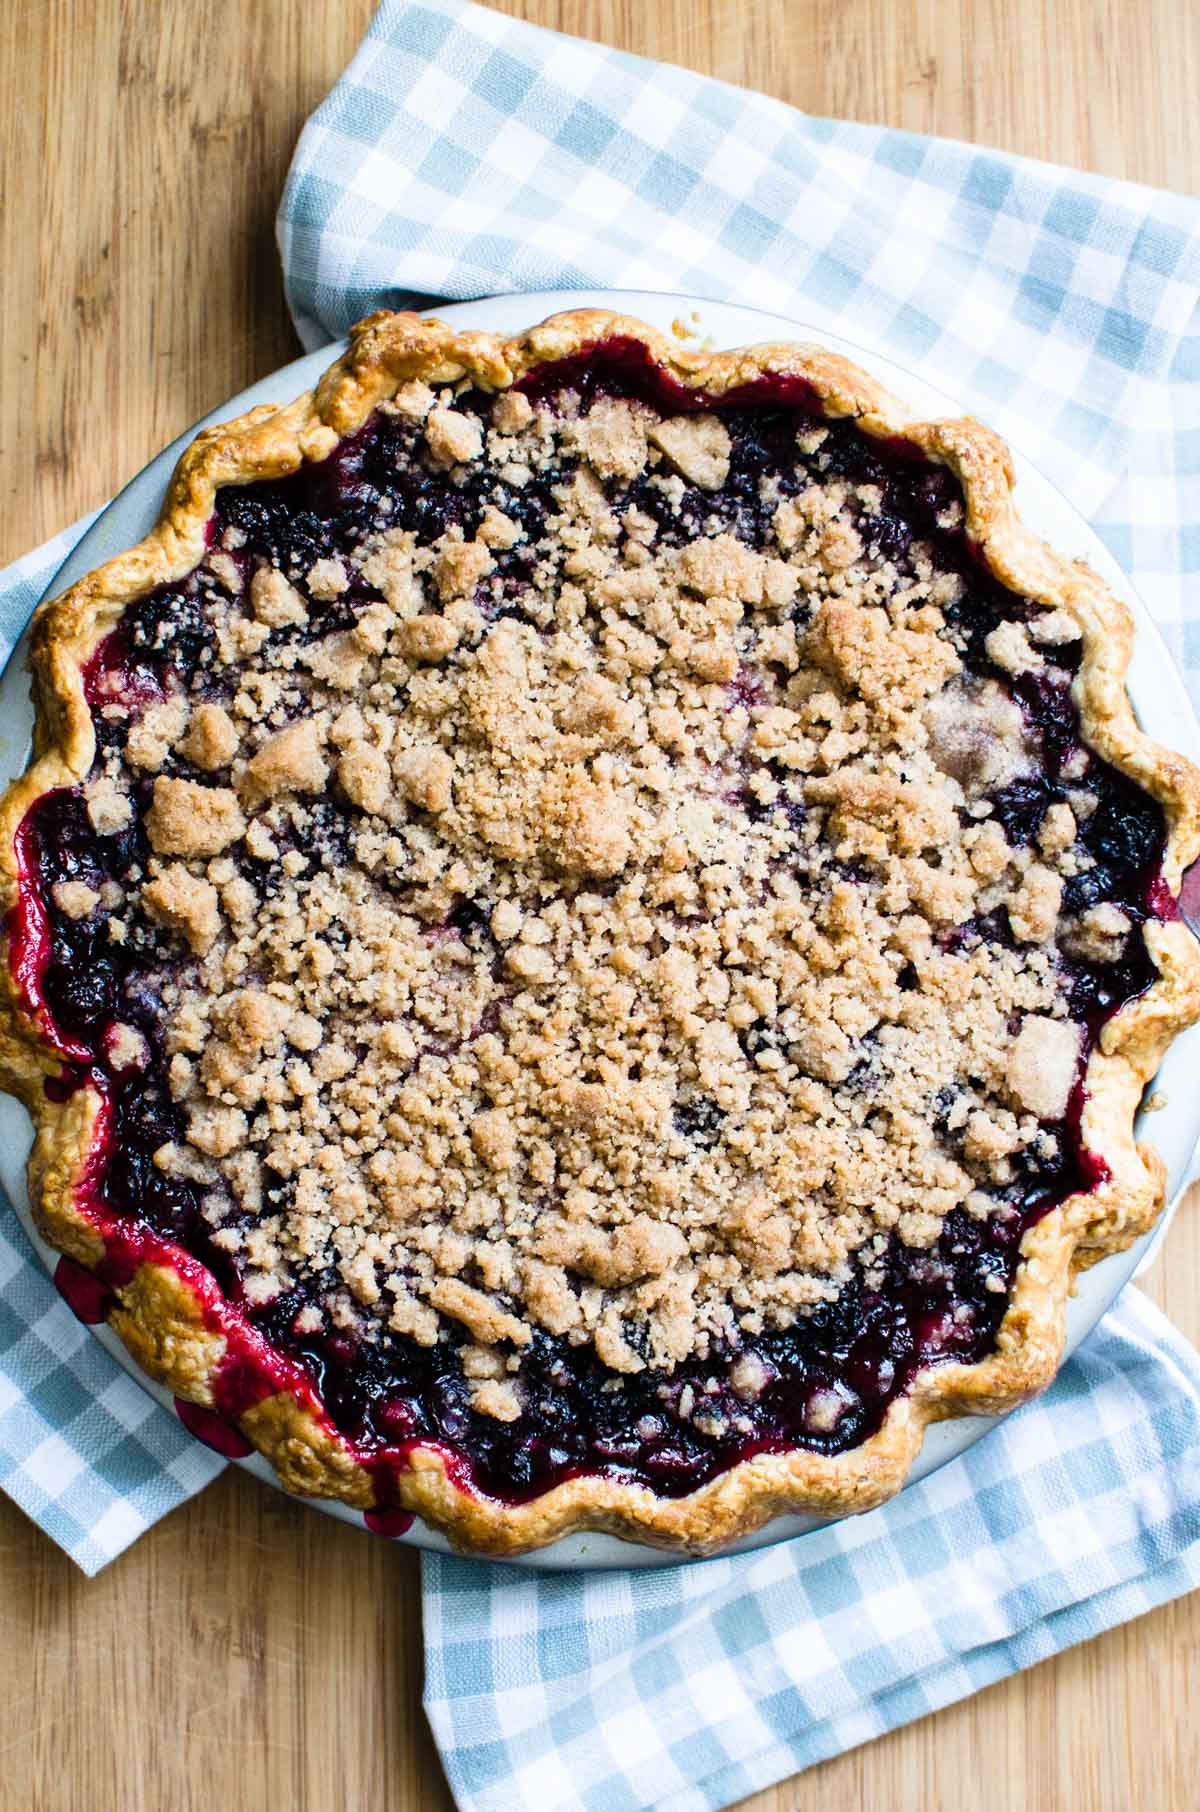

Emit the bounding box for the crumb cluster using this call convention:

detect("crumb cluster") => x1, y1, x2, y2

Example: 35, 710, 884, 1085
79, 378, 1117, 1418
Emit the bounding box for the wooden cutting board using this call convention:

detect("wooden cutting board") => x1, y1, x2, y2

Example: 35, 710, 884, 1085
0, 3, 1197, 1807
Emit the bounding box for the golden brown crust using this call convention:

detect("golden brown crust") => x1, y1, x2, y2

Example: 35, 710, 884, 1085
3, 307, 1199, 1557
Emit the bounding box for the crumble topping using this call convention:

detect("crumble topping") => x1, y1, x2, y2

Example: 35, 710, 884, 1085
67, 379, 1140, 1415
52, 879, 100, 919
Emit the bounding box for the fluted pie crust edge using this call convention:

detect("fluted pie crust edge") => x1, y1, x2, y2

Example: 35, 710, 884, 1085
3, 308, 1200, 1557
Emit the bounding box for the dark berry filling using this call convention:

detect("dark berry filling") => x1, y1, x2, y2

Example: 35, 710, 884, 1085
11, 343, 1172, 1509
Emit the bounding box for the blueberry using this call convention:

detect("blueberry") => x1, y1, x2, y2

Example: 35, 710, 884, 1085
445, 895, 492, 940
1010, 670, 1079, 772
1085, 786, 1163, 873
910, 464, 960, 525
44, 959, 117, 1032
673, 1094, 725, 1147
807, 421, 887, 487
739, 1021, 783, 1060
865, 509, 912, 562
1062, 863, 1118, 915
930, 1085, 958, 1130
988, 775, 1062, 846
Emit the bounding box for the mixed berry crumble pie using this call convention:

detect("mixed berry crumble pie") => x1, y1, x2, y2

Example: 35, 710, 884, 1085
3, 309, 1199, 1555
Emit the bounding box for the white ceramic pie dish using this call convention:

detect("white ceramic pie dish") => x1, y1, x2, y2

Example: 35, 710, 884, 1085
4, 288, 1199, 1570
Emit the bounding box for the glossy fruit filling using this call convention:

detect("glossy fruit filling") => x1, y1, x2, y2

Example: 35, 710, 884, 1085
13, 341, 1170, 1506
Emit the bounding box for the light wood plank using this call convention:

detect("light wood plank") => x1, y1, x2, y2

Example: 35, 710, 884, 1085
0, 3, 1197, 1808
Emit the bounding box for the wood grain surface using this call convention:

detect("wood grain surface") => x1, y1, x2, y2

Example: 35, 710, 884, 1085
1, 3, 1198, 1808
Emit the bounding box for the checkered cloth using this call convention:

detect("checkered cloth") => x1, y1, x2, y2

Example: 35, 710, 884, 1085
1, 0, 1200, 1797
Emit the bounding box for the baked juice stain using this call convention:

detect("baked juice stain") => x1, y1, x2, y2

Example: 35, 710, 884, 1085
173, 1397, 255, 1459
363, 1507, 415, 1538
53, 1255, 113, 1325
7, 339, 1172, 1506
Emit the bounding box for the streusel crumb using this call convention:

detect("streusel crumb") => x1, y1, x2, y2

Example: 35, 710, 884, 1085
81, 373, 1118, 1388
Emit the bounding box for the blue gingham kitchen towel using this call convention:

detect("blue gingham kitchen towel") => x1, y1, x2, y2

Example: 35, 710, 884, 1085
2, 0, 1200, 1797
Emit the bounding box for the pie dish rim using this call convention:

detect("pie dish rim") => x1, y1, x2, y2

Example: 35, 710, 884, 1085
4, 303, 1200, 1557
